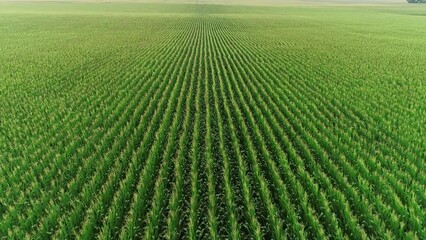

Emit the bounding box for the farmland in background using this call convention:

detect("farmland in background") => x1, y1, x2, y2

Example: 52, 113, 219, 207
0, 2, 425, 239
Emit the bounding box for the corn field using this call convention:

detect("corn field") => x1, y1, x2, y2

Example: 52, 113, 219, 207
0, 3, 425, 239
